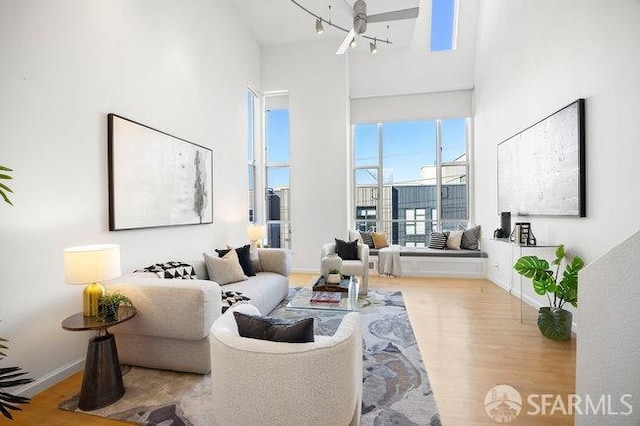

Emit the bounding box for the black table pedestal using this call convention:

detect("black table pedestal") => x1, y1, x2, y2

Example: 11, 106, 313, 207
78, 332, 125, 411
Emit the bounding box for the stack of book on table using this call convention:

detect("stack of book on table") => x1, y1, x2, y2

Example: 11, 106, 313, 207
310, 291, 342, 304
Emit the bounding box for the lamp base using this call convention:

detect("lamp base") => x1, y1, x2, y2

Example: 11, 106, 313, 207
83, 282, 105, 317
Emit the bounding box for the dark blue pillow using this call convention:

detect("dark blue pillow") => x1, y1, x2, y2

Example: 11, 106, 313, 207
334, 238, 359, 260
233, 311, 315, 343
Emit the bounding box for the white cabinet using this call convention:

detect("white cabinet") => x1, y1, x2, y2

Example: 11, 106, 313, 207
481, 237, 512, 291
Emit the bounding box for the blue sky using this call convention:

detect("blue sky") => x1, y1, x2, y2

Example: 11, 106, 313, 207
355, 119, 466, 184
431, 0, 456, 51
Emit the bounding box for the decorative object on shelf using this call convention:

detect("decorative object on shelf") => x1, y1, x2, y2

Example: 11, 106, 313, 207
321, 253, 342, 278
493, 228, 505, 239
108, 114, 213, 231
289, 0, 419, 55
63, 244, 122, 317
527, 231, 537, 246
247, 224, 266, 248
498, 99, 586, 217
0, 165, 14, 206
509, 222, 531, 245
500, 211, 511, 237
513, 244, 584, 341
97, 291, 134, 322
326, 269, 342, 284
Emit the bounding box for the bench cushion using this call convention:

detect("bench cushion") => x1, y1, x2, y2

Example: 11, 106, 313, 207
369, 247, 487, 258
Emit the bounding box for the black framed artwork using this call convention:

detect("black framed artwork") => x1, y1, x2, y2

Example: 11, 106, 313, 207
497, 99, 586, 217
108, 114, 213, 231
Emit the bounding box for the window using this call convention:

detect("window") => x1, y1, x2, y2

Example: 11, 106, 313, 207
353, 118, 470, 247
265, 95, 291, 249
430, 0, 457, 51
247, 89, 258, 223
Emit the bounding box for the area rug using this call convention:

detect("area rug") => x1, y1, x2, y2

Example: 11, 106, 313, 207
60, 289, 441, 426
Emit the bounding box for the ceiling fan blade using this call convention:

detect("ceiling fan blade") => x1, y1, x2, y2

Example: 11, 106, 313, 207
367, 7, 419, 23
336, 28, 356, 55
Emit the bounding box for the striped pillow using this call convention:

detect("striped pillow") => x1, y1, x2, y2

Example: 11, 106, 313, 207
428, 232, 449, 249
359, 231, 375, 248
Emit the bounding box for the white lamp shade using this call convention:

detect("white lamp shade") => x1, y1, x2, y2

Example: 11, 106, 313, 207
247, 224, 266, 241
63, 244, 121, 284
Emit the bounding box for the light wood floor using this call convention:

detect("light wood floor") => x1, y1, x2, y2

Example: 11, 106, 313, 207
12, 275, 575, 425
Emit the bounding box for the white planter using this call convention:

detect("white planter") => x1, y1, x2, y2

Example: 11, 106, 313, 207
327, 273, 342, 284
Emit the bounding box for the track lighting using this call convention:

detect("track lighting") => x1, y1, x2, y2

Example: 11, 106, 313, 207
350, 38, 357, 48
290, 0, 393, 54
370, 40, 377, 54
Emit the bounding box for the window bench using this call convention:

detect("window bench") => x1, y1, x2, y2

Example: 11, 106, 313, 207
368, 247, 488, 278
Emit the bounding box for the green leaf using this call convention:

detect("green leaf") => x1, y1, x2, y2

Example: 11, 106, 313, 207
0, 190, 13, 206
0, 174, 12, 180
0, 166, 12, 172
0, 182, 13, 193
514, 256, 550, 278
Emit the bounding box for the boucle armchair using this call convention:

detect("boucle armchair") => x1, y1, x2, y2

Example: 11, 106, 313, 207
209, 304, 362, 426
321, 242, 369, 294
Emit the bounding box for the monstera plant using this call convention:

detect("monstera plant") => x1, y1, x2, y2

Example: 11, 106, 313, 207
1, 165, 34, 420
514, 244, 584, 341
0, 165, 13, 206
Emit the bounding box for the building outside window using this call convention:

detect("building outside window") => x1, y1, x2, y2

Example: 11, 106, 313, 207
353, 118, 470, 247
264, 94, 291, 249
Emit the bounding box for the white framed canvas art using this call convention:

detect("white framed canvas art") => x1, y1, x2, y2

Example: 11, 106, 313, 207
108, 114, 213, 230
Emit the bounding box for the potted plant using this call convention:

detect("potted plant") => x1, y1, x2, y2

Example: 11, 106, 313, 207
98, 291, 134, 321
0, 165, 13, 206
1, 166, 32, 421
514, 244, 584, 341
326, 269, 342, 284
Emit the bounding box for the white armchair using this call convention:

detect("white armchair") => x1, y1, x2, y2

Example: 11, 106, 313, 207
321, 242, 369, 294
209, 304, 362, 426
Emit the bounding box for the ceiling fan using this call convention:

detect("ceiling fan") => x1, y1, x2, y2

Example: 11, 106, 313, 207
335, 0, 419, 55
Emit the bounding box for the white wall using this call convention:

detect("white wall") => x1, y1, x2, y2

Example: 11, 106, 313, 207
0, 0, 261, 394
576, 231, 640, 425
262, 40, 349, 272
349, 0, 478, 98
474, 0, 640, 420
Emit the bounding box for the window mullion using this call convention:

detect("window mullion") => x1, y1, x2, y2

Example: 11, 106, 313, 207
435, 120, 443, 232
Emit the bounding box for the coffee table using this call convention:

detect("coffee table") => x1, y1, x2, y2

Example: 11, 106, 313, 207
286, 276, 359, 312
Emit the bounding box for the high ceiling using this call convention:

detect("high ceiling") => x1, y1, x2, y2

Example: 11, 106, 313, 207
233, 0, 423, 52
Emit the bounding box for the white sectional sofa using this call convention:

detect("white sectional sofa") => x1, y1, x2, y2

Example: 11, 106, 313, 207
106, 248, 291, 374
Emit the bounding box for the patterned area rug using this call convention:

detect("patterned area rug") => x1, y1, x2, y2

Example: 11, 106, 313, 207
59, 289, 441, 425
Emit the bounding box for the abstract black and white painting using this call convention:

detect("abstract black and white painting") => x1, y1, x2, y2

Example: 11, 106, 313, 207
108, 114, 213, 230
497, 99, 585, 217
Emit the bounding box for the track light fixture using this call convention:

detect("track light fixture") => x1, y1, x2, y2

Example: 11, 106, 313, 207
350, 38, 357, 48
369, 39, 377, 53
290, 0, 392, 52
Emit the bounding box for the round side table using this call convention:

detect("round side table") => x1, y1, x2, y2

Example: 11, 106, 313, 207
62, 306, 137, 411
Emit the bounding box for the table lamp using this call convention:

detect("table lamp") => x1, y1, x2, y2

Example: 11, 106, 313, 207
63, 244, 121, 317
247, 224, 266, 247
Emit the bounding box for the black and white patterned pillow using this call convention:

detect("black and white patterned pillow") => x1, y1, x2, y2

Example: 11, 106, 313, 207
137, 261, 196, 280
359, 231, 375, 249
428, 232, 450, 250
221, 291, 251, 313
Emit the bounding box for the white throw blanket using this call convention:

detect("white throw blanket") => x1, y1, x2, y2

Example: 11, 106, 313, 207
377, 245, 402, 277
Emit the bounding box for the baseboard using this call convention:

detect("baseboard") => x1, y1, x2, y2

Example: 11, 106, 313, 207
16, 358, 84, 398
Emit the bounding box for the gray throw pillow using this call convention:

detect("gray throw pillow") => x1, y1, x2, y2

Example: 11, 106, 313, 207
233, 311, 315, 343
203, 250, 248, 285
460, 225, 481, 250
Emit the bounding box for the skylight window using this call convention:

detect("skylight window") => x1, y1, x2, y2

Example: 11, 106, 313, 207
430, 0, 457, 51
